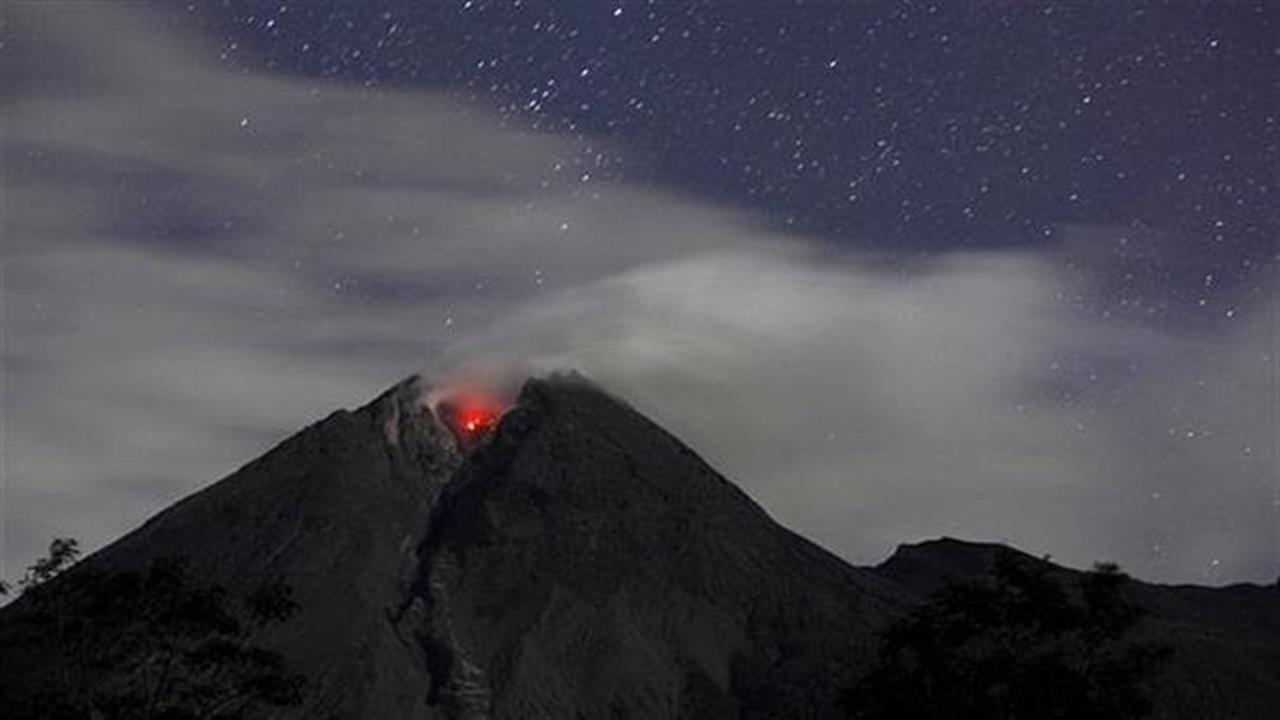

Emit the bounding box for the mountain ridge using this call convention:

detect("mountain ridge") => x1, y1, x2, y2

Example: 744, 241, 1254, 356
2, 373, 1276, 719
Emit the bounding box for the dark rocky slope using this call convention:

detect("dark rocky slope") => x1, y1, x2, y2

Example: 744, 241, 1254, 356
1, 373, 1276, 719
399, 374, 908, 719
1, 376, 462, 718
876, 538, 1280, 720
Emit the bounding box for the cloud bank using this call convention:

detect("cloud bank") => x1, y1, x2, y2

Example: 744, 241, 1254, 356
2, 2, 1275, 585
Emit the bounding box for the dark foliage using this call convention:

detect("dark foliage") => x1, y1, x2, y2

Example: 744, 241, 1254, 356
842, 551, 1171, 720
1, 538, 304, 719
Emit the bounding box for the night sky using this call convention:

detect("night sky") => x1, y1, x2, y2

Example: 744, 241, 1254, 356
2, 2, 1277, 586
203, 1, 1276, 278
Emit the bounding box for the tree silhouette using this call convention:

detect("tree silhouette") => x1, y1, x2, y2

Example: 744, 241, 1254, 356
0, 537, 304, 719
842, 551, 1171, 720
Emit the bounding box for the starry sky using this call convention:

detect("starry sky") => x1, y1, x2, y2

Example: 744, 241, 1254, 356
202, 1, 1279, 271
2, 1, 1277, 586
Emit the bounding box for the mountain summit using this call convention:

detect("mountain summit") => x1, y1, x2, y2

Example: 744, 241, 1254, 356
2, 373, 1276, 718
399, 373, 907, 718
1, 374, 907, 718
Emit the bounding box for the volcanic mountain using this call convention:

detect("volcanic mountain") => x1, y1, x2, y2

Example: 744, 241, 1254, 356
2, 373, 1277, 718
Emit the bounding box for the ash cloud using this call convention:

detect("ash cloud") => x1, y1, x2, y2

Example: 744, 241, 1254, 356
2, 2, 1275, 585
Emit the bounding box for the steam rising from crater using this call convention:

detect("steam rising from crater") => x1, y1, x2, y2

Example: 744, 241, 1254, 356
423, 369, 519, 448
432, 248, 1277, 585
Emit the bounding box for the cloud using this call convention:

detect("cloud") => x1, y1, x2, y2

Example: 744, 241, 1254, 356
452, 249, 1279, 583
2, 2, 1275, 585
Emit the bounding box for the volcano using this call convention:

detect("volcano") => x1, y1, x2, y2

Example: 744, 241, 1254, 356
1, 373, 1277, 718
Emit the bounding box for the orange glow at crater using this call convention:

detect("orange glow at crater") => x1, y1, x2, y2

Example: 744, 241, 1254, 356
428, 368, 522, 448
457, 403, 500, 437
435, 388, 509, 446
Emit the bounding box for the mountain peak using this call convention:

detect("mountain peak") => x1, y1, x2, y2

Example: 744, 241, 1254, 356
402, 370, 907, 718
6, 373, 1276, 719
874, 537, 1040, 596
457, 371, 765, 509
362, 373, 463, 472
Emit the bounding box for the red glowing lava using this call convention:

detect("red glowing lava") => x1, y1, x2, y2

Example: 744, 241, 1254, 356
436, 390, 507, 445
457, 403, 500, 437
